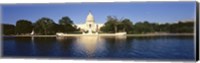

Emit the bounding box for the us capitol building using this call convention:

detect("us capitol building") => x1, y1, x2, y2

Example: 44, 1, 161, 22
57, 11, 126, 36
76, 11, 104, 34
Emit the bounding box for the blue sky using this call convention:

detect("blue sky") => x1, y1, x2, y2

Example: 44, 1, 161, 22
1, 2, 196, 25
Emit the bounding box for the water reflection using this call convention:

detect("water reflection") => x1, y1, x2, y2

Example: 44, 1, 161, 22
34, 37, 59, 56
101, 36, 128, 58
75, 36, 100, 57
3, 36, 194, 60
15, 37, 33, 56
56, 36, 76, 57
56, 36, 128, 58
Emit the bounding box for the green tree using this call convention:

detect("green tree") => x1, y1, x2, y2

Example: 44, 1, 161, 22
54, 24, 64, 33
159, 23, 171, 32
34, 17, 56, 35
15, 19, 33, 35
133, 21, 155, 34
151, 23, 160, 32
168, 21, 194, 33
2, 24, 15, 35
121, 19, 134, 33
100, 16, 119, 33
132, 21, 194, 34
58, 16, 78, 33
59, 16, 73, 25
100, 16, 135, 33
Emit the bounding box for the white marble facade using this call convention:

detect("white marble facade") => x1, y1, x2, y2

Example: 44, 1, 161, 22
76, 11, 103, 34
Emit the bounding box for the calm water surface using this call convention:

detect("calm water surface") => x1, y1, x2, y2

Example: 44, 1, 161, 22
3, 36, 194, 60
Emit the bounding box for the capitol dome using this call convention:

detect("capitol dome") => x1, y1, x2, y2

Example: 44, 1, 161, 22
86, 11, 95, 23
76, 11, 104, 34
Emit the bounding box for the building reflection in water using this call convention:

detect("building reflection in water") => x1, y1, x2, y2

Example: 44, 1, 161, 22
75, 36, 102, 57
4, 35, 194, 59
56, 36, 127, 58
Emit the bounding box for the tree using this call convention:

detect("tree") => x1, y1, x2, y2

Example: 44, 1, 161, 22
121, 19, 134, 33
100, 16, 119, 33
2, 24, 15, 35
59, 16, 73, 25
132, 21, 155, 34
54, 24, 64, 33
100, 16, 135, 33
58, 16, 77, 33
132, 20, 194, 34
159, 23, 171, 32
34, 17, 56, 35
168, 21, 194, 33
15, 19, 33, 35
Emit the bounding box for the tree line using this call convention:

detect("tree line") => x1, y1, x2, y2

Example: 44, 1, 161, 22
100, 16, 194, 34
2, 16, 194, 35
3, 16, 79, 35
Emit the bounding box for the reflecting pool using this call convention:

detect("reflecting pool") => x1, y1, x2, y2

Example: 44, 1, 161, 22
3, 36, 195, 60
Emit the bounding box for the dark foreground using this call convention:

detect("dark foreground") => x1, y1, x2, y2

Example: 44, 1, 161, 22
3, 36, 195, 61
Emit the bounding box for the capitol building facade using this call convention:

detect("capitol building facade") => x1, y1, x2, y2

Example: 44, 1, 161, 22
57, 11, 127, 36
76, 11, 104, 34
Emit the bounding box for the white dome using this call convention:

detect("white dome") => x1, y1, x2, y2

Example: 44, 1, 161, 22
86, 12, 94, 22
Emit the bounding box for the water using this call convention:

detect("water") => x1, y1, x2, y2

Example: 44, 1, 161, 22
3, 36, 195, 61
